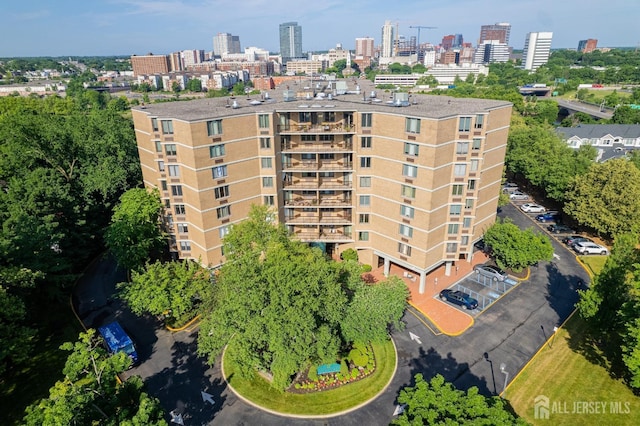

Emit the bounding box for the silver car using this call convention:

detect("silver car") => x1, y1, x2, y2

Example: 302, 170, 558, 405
474, 264, 508, 281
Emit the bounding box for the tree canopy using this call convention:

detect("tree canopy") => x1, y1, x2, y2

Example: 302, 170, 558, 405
392, 373, 525, 425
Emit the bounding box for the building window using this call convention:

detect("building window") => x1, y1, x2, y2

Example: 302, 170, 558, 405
258, 114, 270, 129
210, 144, 225, 158
404, 142, 419, 156
448, 224, 459, 234
319, 153, 334, 160
401, 185, 416, 198
261, 158, 272, 168
158, 161, 165, 172
165, 144, 177, 156
470, 159, 479, 171
175, 204, 186, 215
359, 214, 369, 223
405, 117, 421, 134
463, 217, 472, 228
299, 111, 312, 122
461, 236, 469, 246
319, 172, 334, 178
360, 176, 371, 187
360, 157, 371, 168
450, 205, 462, 216
168, 165, 180, 177
180, 241, 191, 251
472, 138, 482, 150
475, 114, 484, 129
319, 134, 334, 142
465, 199, 474, 209
402, 164, 418, 178
324, 111, 335, 122
264, 195, 275, 206
459, 117, 471, 132
212, 165, 228, 179
217, 205, 231, 219
361, 137, 372, 148
301, 134, 316, 141
400, 205, 414, 218
207, 119, 222, 136
359, 195, 370, 206
398, 243, 412, 256
361, 113, 372, 128
164, 199, 171, 208
177, 223, 188, 233
171, 185, 183, 196
151, 118, 159, 132
454, 164, 467, 176
399, 224, 413, 238
214, 185, 229, 199
452, 184, 464, 196
161, 120, 174, 134
358, 231, 369, 241
155, 141, 162, 152
468, 180, 476, 190
456, 142, 469, 155
166, 214, 173, 226
446, 242, 458, 253
219, 226, 230, 238
262, 177, 273, 187
260, 137, 271, 149
160, 180, 167, 191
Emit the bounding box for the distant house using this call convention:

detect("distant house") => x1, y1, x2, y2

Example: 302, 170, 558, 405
556, 124, 640, 149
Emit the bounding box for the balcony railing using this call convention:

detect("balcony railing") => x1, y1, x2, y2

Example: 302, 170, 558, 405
285, 214, 352, 225
281, 142, 353, 152
293, 231, 354, 242
282, 161, 353, 171
284, 197, 352, 207
277, 122, 356, 134
283, 180, 353, 190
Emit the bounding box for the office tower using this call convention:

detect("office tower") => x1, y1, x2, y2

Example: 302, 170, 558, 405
522, 32, 553, 71
453, 34, 464, 48
381, 20, 394, 58
423, 49, 436, 67
578, 39, 598, 53
279, 22, 303, 64
213, 33, 241, 57
356, 37, 375, 58
442, 35, 456, 51
473, 41, 510, 64
181, 50, 205, 67
130, 54, 171, 77
131, 80, 512, 292
479, 23, 511, 45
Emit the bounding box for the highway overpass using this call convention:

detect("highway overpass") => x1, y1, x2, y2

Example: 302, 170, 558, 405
555, 98, 613, 120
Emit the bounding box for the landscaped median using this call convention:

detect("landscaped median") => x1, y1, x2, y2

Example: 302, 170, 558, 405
221, 339, 397, 417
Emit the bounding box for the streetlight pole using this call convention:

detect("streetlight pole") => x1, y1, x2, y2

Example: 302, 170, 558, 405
499, 363, 509, 399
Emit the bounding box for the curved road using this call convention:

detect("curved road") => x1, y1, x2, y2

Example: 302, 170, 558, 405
74, 203, 588, 425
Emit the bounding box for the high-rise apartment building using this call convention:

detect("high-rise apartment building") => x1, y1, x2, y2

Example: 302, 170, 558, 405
479, 23, 511, 45
131, 80, 512, 291
578, 39, 598, 53
213, 33, 241, 57
131, 54, 171, 77
473, 41, 510, 64
279, 22, 303, 64
522, 32, 553, 71
381, 21, 394, 58
356, 37, 375, 58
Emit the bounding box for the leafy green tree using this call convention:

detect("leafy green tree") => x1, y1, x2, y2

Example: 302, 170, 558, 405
392, 373, 525, 425
483, 219, 553, 272
119, 259, 212, 321
23, 330, 166, 425
186, 78, 202, 92
564, 159, 640, 237
105, 188, 165, 272
340, 248, 358, 262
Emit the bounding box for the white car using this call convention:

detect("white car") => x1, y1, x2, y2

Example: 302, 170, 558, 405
509, 191, 529, 200
573, 241, 609, 255
520, 203, 545, 213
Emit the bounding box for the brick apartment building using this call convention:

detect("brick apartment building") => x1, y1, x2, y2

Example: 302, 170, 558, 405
131, 80, 512, 291
131, 54, 172, 77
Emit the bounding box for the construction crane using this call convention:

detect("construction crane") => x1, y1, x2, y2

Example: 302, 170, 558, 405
409, 25, 437, 50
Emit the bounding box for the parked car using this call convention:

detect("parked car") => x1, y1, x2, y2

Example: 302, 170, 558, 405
509, 191, 529, 200
547, 224, 575, 234
439, 289, 478, 310
535, 212, 560, 222
573, 241, 609, 255
562, 235, 593, 247
520, 203, 545, 213
502, 182, 519, 193
474, 264, 508, 281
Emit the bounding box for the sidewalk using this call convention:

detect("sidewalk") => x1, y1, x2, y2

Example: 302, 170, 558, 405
367, 251, 490, 336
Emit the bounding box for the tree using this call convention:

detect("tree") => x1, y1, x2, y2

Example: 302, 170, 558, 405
105, 188, 165, 272
119, 259, 212, 321
564, 159, 640, 237
23, 330, 166, 425
186, 78, 202, 92
482, 219, 553, 272
392, 373, 525, 425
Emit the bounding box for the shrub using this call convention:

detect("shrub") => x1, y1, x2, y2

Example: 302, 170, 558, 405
349, 343, 369, 367
340, 359, 348, 375
361, 264, 372, 272
341, 248, 358, 262
307, 365, 318, 382
294, 383, 301, 389
351, 368, 359, 379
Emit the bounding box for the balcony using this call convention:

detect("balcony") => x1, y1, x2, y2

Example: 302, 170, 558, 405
277, 122, 356, 134
283, 179, 353, 190
293, 231, 354, 243
281, 141, 354, 153
285, 213, 352, 225
284, 196, 352, 207
282, 160, 353, 172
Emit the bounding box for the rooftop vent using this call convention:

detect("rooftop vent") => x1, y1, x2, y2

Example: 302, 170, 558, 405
232, 100, 239, 109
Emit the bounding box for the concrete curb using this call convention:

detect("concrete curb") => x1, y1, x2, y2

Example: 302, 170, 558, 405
166, 314, 201, 332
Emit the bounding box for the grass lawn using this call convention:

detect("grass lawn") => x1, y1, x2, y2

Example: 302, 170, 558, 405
507, 255, 640, 425
0, 295, 83, 425
578, 255, 608, 278
222, 339, 396, 415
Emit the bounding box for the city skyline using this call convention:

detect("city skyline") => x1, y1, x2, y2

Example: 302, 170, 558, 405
2, 0, 638, 57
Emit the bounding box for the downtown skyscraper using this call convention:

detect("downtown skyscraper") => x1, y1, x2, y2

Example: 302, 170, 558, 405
279, 22, 303, 64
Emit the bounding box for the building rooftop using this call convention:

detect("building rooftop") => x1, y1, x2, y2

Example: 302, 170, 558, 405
132, 79, 511, 122
556, 124, 640, 139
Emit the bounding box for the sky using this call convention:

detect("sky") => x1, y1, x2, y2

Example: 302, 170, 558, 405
2, 0, 639, 57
